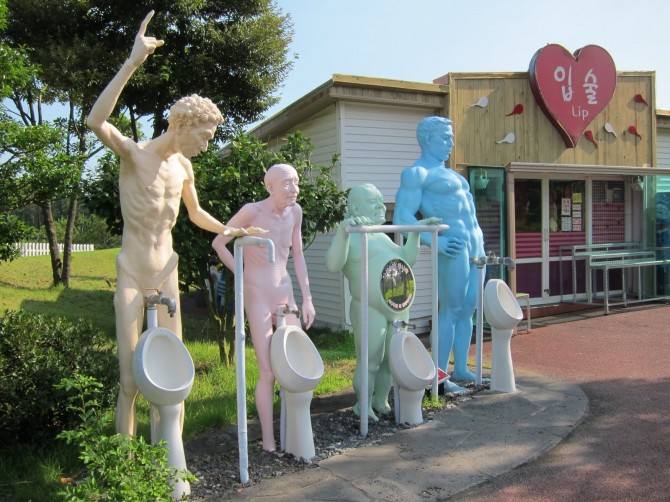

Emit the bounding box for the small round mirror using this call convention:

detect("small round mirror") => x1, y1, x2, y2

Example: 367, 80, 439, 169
381, 259, 415, 312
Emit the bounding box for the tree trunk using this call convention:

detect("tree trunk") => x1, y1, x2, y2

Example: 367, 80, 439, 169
41, 201, 62, 286
60, 193, 78, 287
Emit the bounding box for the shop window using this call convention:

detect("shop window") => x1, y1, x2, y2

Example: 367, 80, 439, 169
592, 180, 625, 243
515, 179, 542, 233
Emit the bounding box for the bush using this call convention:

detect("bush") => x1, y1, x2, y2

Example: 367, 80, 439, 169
57, 374, 193, 501
0, 310, 118, 447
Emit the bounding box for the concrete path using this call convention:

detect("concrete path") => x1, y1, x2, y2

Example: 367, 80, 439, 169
224, 377, 586, 500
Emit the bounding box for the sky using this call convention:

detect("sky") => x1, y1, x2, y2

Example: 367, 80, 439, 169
257, 0, 670, 125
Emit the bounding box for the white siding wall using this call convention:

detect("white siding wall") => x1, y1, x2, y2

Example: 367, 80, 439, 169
339, 102, 431, 199
293, 104, 340, 171
296, 107, 345, 328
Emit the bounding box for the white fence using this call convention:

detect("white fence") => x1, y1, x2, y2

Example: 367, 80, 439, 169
15, 242, 95, 257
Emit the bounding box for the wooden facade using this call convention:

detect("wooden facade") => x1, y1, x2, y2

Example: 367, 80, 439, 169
440, 71, 657, 172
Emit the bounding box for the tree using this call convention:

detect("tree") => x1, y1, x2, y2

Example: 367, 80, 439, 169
1, 1, 102, 282
0, 214, 28, 262
1, 0, 294, 284
5, 0, 294, 139
0, 0, 26, 261
0, 108, 85, 282
86, 131, 348, 364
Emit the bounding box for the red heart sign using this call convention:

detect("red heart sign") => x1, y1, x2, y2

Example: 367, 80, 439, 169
529, 44, 617, 148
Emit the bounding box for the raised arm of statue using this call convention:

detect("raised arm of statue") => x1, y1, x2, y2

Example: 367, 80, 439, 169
87, 11, 164, 155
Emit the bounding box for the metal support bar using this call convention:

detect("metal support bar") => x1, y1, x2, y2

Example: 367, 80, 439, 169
233, 237, 275, 485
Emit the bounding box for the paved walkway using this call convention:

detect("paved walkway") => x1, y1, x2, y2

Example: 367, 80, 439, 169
453, 303, 670, 502
214, 303, 670, 501
226, 374, 586, 501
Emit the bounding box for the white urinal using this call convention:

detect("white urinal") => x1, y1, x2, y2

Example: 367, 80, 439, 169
133, 327, 194, 499
389, 330, 436, 425
483, 279, 523, 393
270, 325, 324, 460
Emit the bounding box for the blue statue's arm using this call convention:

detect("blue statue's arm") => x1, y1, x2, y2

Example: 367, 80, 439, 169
393, 166, 433, 246
403, 216, 441, 265
464, 184, 486, 257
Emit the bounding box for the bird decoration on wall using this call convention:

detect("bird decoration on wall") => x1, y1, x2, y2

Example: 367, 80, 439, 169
627, 125, 642, 139
604, 122, 618, 138
633, 94, 648, 106
506, 104, 524, 116
584, 130, 598, 148
468, 96, 489, 108
496, 132, 516, 144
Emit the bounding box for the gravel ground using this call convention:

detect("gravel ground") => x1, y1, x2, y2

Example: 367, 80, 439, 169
187, 382, 488, 500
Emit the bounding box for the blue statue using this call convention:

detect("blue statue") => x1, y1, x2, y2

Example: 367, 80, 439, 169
393, 117, 485, 394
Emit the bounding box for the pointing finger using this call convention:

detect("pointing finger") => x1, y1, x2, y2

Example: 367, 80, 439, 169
139, 10, 155, 36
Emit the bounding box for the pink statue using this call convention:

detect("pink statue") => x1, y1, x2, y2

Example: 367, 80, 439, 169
212, 163, 316, 453
87, 11, 261, 436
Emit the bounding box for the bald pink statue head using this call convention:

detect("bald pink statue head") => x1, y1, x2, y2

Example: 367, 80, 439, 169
265, 163, 300, 206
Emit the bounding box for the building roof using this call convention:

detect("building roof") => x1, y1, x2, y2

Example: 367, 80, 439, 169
249, 74, 447, 141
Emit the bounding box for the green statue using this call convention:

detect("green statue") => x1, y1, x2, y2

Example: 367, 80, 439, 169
325, 184, 439, 420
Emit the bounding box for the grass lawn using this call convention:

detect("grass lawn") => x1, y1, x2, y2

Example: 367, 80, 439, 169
0, 249, 356, 501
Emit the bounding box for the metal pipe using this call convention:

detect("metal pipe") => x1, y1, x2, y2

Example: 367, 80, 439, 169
146, 291, 177, 318
146, 305, 158, 329
430, 229, 439, 399
473, 261, 486, 385
345, 224, 449, 235
472, 251, 516, 385
233, 236, 275, 485
359, 232, 369, 436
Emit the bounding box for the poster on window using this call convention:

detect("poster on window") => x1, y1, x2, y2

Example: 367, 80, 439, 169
561, 198, 571, 216
561, 217, 572, 231
572, 218, 582, 232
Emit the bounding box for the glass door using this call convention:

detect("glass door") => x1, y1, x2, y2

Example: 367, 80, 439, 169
469, 167, 507, 282
548, 180, 586, 299
654, 177, 670, 295
514, 178, 586, 300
